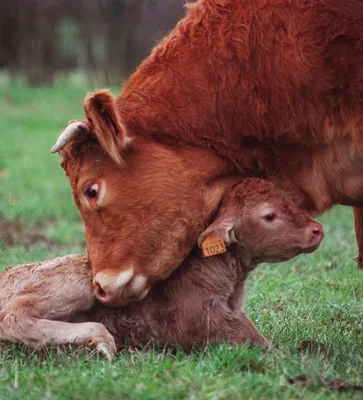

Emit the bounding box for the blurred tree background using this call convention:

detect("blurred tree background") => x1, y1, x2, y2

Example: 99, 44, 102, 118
0, 0, 192, 86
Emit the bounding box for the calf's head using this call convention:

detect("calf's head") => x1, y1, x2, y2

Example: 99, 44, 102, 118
198, 178, 323, 264
53, 90, 236, 306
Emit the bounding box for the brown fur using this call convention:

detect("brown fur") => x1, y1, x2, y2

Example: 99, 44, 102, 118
117, 0, 363, 266
57, 0, 363, 302
0, 179, 322, 353
119, 0, 363, 155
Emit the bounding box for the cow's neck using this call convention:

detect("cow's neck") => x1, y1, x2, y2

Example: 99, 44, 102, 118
118, 94, 220, 155
117, 81, 260, 173
267, 137, 363, 215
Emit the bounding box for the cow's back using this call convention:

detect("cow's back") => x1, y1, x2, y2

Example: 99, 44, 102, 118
119, 0, 363, 171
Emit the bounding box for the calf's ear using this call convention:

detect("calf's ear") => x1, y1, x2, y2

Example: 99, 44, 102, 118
84, 90, 131, 165
197, 216, 238, 249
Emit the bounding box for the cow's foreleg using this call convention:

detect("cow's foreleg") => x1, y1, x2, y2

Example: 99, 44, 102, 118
353, 207, 363, 269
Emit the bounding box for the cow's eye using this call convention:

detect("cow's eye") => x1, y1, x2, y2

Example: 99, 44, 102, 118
85, 183, 99, 199
264, 213, 277, 222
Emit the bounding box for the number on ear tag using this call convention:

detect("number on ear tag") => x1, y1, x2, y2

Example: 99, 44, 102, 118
202, 233, 226, 258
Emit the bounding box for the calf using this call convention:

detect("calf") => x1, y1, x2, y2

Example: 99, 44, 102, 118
0, 179, 322, 356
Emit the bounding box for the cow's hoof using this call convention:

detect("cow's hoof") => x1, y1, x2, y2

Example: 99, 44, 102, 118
355, 253, 363, 269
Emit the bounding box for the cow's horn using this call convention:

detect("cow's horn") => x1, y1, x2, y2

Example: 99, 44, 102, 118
50, 121, 89, 153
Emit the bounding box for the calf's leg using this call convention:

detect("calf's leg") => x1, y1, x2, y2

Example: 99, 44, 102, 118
0, 294, 116, 358
210, 311, 270, 348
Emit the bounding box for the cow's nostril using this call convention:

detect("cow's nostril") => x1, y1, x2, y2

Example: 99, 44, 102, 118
94, 282, 107, 301
313, 228, 321, 235
94, 281, 107, 299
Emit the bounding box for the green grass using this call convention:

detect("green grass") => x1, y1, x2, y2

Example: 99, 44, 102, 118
0, 80, 362, 399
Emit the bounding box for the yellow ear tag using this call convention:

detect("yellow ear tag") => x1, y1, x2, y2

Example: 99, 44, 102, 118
202, 233, 226, 258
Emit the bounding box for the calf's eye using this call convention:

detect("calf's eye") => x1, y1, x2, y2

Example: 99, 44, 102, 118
85, 183, 99, 199
264, 213, 277, 222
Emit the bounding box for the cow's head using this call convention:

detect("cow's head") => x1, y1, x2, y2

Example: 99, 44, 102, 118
53, 90, 237, 306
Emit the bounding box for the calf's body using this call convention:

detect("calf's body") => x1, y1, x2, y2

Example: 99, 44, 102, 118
91, 250, 268, 349
0, 252, 268, 355
0, 252, 267, 355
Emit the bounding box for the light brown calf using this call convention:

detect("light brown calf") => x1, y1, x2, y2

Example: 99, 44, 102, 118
0, 179, 323, 356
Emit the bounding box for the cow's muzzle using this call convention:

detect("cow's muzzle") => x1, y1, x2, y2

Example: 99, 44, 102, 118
93, 268, 150, 306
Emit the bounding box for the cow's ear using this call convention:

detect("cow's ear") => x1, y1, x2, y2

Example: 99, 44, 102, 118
84, 90, 131, 165
197, 216, 238, 249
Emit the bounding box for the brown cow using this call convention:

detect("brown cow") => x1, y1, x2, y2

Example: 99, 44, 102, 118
52, 0, 363, 304
0, 179, 323, 355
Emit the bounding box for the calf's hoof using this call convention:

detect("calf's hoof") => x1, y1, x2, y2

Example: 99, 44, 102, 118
87, 324, 117, 359
96, 341, 116, 360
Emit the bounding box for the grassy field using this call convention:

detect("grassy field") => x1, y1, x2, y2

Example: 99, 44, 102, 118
0, 79, 362, 399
